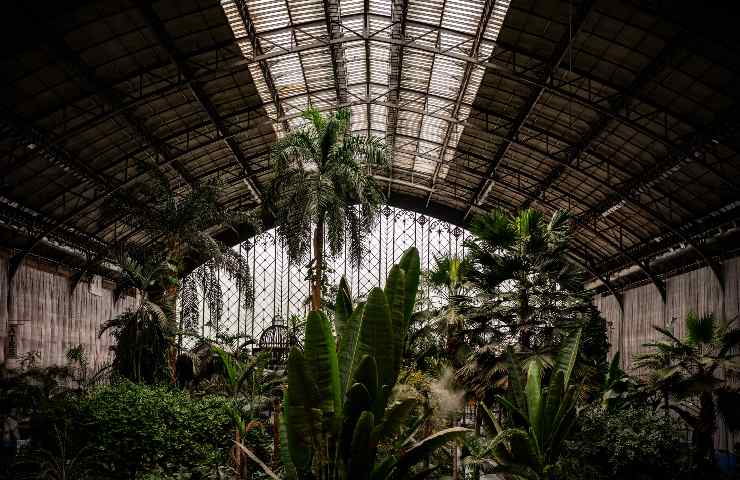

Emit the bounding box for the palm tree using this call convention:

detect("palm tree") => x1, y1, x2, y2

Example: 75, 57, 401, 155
426, 256, 474, 365
464, 208, 582, 350
109, 174, 257, 328
633, 312, 740, 469
267, 107, 389, 310
99, 254, 172, 383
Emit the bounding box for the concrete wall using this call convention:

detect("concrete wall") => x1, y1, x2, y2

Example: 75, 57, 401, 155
0, 253, 137, 368
594, 256, 740, 453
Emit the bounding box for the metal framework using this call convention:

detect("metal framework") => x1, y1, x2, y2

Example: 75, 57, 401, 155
0, 0, 738, 301
182, 206, 469, 341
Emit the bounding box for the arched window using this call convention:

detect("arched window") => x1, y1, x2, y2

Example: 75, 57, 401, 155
179, 206, 469, 344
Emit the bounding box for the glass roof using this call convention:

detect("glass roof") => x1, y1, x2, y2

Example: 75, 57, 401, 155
220, 0, 511, 187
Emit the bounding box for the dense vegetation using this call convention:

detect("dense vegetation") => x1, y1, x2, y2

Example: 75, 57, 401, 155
2, 108, 738, 479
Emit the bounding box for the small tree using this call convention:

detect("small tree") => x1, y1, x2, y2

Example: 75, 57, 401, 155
634, 312, 740, 470
464, 209, 581, 351
99, 255, 172, 384
109, 175, 256, 328
267, 107, 389, 310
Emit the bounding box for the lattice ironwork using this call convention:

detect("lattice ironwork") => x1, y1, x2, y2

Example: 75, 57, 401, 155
179, 206, 469, 343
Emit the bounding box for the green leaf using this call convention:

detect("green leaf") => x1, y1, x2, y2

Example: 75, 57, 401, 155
480, 402, 503, 435
285, 348, 320, 474
505, 347, 527, 414
551, 328, 581, 388
349, 411, 375, 480
398, 247, 421, 329
340, 382, 372, 462
339, 302, 366, 396
543, 370, 564, 447
278, 412, 298, 480
356, 288, 395, 391
352, 355, 379, 403
524, 360, 543, 447
394, 427, 469, 478
495, 394, 528, 426
372, 398, 417, 444
686, 312, 715, 345
384, 265, 406, 381
335, 276, 353, 336
304, 310, 341, 413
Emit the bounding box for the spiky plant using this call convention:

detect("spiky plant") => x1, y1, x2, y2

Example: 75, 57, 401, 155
633, 312, 740, 469
267, 107, 389, 310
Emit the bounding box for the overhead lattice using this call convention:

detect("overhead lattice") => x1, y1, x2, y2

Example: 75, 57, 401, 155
0, 0, 739, 299
221, 0, 510, 189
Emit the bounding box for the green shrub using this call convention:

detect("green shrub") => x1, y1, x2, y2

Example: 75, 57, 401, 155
34, 383, 237, 478
556, 405, 690, 480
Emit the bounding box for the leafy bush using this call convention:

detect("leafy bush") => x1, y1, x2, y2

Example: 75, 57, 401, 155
556, 405, 690, 480
33, 383, 239, 478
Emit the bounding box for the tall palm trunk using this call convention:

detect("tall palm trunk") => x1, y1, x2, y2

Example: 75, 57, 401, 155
311, 217, 325, 311
694, 391, 717, 469
517, 285, 531, 350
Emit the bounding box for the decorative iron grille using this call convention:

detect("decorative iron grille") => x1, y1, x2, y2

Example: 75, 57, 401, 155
179, 206, 469, 345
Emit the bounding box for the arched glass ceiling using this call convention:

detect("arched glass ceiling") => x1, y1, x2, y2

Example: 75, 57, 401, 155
220, 0, 511, 186
181, 206, 470, 341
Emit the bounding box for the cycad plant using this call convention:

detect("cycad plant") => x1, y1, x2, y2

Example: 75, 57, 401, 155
475, 330, 583, 480
98, 254, 172, 384
268, 107, 389, 310
464, 209, 582, 350
275, 247, 467, 479
109, 175, 256, 327
633, 312, 740, 469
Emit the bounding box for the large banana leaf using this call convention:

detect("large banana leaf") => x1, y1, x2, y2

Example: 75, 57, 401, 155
505, 347, 527, 415
371, 398, 417, 443
285, 348, 321, 475
349, 411, 375, 480
340, 382, 372, 463
398, 247, 420, 329
543, 370, 564, 447
339, 302, 366, 395
304, 310, 341, 413
384, 265, 406, 381
278, 412, 298, 480
335, 276, 353, 336
391, 427, 469, 478
353, 354, 379, 404
479, 401, 503, 435
355, 288, 395, 391
550, 328, 581, 388
524, 360, 543, 448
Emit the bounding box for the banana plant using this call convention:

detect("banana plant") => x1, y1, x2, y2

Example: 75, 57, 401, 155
479, 330, 582, 480
280, 247, 468, 479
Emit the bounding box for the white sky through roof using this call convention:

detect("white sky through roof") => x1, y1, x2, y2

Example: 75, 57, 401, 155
221, 0, 511, 190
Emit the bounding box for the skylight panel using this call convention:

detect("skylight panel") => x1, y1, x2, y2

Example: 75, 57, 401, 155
288, 0, 325, 23
220, 0, 513, 190
406, 0, 444, 24
345, 42, 367, 86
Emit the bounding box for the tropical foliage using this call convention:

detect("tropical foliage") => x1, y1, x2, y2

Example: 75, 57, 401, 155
99, 254, 172, 384
473, 330, 583, 479
556, 405, 689, 480
633, 312, 740, 469
267, 107, 389, 310
277, 247, 468, 479
108, 174, 257, 326
463, 208, 583, 350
